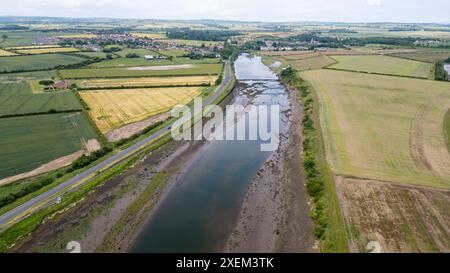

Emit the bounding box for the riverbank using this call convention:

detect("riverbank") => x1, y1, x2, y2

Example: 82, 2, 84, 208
225, 84, 316, 253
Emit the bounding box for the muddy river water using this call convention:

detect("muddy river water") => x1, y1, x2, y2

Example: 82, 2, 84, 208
132, 54, 290, 252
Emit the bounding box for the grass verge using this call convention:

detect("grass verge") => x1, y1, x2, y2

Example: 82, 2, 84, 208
281, 67, 349, 253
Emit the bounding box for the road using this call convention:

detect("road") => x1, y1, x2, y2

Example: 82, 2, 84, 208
0, 61, 233, 227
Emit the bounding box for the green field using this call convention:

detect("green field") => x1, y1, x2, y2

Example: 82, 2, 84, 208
115, 48, 159, 58
74, 51, 110, 59
328, 55, 434, 78
445, 110, 450, 153
89, 57, 174, 68
301, 69, 450, 188
0, 82, 83, 116
0, 112, 98, 179
0, 54, 86, 73
59, 63, 223, 79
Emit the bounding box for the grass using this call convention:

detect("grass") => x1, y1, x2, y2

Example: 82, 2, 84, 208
75, 75, 217, 89
300, 69, 450, 188
59, 63, 223, 79
115, 48, 159, 58
80, 87, 204, 133
0, 49, 17, 57
0, 82, 83, 116
157, 49, 189, 57
328, 55, 433, 79
0, 112, 98, 179
0, 54, 86, 73
445, 110, 450, 154
15, 47, 79, 55
74, 51, 109, 59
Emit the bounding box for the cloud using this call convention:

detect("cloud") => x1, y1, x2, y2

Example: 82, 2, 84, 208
366, 0, 382, 6
1, 0, 449, 23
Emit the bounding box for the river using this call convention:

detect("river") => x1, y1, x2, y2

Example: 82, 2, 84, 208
444, 63, 450, 80
131, 54, 290, 253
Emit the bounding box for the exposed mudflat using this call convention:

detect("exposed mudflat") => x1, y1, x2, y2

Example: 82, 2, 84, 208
225, 86, 315, 253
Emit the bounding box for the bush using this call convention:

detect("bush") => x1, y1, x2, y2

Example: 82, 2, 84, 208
39, 80, 55, 86
0, 176, 55, 208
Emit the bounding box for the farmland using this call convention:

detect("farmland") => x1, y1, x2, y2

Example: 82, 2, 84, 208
389, 50, 450, 63
89, 57, 173, 68
0, 49, 17, 57
15, 47, 79, 55
6, 45, 61, 50
0, 112, 98, 179
80, 87, 204, 133
75, 75, 218, 89
328, 55, 434, 78
59, 63, 223, 79
131, 32, 167, 39
0, 54, 86, 73
0, 82, 83, 116
336, 177, 450, 253
301, 69, 450, 188
289, 55, 336, 71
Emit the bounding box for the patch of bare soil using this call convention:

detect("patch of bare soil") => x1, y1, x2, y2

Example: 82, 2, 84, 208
13, 140, 205, 253
106, 113, 170, 143
335, 176, 450, 253
0, 151, 84, 187
84, 139, 101, 154
224, 86, 315, 253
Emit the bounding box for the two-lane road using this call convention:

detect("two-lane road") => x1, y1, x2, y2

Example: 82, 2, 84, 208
0, 61, 233, 228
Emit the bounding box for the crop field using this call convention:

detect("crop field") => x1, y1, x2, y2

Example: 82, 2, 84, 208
80, 87, 204, 133
76, 75, 218, 89
328, 55, 433, 78
389, 50, 450, 63
0, 112, 98, 179
59, 63, 223, 79
301, 69, 450, 188
15, 47, 79, 55
289, 55, 336, 71
0, 82, 83, 116
115, 48, 159, 58
0, 54, 86, 73
5, 45, 61, 50
89, 57, 174, 68
74, 51, 110, 59
0, 49, 17, 57
336, 177, 450, 253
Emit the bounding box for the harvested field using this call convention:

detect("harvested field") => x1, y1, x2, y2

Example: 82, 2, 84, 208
5, 45, 61, 50
76, 75, 217, 89
289, 55, 336, 71
301, 69, 450, 188
0, 112, 98, 179
336, 176, 450, 253
328, 55, 433, 78
0, 49, 17, 57
15, 47, 79, 55
59, 63, 222, 79
389, 50, 450, 63
131, 32, 166, 39
80, 87, 204, 133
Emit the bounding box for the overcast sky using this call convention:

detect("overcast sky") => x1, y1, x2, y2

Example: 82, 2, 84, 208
1, 0, 449, 23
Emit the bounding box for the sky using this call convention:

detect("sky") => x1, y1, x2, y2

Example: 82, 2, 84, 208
1, 0, 449, 23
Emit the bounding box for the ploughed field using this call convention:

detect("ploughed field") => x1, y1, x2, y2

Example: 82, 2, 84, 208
0, 112, 98, 180
80, 87, 204, 133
